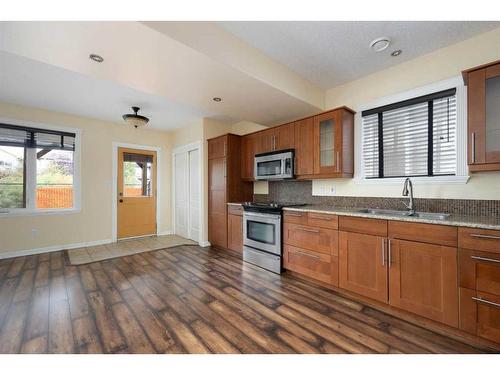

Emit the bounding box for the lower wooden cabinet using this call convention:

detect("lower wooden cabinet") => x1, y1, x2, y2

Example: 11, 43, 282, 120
389, 239, 459, 327
460, 288, 500, 343
338, 231, 388, 303
227, 213, 243, 253
284, 245, 338, 285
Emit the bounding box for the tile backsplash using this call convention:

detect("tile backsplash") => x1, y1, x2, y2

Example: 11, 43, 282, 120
254, 180, 500, 217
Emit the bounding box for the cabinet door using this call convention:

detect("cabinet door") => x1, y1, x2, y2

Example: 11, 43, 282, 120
275, 123, 295, 151
339, 231, 388, 303
208, 157, 227, 248
241, 135, 256, 180
258, 129, 275, 153
227, 214, 243, 252
389, 239, 458, 327
208, 136, 227, 159
485, 64, 500, 163
460, 288, 500, 343
468, 69, 486, 165
294, 118, 314, 176
313, 111, 342, 175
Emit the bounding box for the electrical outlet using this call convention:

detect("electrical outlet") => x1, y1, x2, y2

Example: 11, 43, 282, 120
31, 228, 38, 237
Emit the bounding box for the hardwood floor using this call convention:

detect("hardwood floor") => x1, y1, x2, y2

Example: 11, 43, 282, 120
0, 245, 496, 353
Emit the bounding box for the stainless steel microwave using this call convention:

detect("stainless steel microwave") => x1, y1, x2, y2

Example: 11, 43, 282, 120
254, 149, 294, 180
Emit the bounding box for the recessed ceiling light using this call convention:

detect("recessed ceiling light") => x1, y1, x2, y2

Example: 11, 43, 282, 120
213, 97, 222, 102
370, 37, 391, 52
391, 49, 402, 57
89, 54, 104, 63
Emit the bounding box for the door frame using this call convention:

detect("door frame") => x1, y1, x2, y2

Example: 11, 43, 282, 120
112, 142, 162, 242
172, 141, 203, 245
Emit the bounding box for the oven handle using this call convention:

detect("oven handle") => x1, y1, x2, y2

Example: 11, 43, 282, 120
243, 211, 281, 221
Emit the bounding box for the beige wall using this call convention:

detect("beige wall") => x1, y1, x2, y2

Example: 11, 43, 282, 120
0, 102, 173, 256
313, 27, 500, 200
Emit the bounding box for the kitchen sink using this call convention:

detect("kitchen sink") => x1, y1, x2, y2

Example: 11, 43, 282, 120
356, 208, 450, 220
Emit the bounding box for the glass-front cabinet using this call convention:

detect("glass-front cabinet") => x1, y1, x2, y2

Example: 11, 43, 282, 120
464, 60, 500, 171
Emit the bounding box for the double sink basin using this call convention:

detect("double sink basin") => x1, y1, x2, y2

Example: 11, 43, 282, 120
356, 208, 450, 221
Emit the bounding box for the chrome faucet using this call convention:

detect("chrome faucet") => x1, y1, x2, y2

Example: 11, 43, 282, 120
402, 178, 415, 216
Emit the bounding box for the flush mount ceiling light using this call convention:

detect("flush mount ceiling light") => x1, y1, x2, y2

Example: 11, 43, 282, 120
391, 49, 403, 57
213, 97, 222, 102
89, 53, 104, 63
370, 37, 392, 52
122, 106, 149, 128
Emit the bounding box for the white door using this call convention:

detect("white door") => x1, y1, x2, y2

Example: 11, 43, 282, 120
188, 148, 200, 242
174, 152, 189, 239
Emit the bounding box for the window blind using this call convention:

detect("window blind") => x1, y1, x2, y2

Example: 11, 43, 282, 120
362, 89, 456, 179
0, 123, 76, 151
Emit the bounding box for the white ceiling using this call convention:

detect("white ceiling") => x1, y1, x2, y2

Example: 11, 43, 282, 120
0, 51, 208, 130
218, 21, 500, 89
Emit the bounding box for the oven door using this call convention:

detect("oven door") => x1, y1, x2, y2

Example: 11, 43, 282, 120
243, 211, 281, 255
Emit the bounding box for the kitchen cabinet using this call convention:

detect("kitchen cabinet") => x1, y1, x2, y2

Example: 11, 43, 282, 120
256, 123, 295, 154
294, 117, 314, 176
389, 239, 459, 327
227, 212, 243, 253
460, 288, 500, 344
208, 134, 253, 250
313, 108, 354, 178
241, 133, 257, 180
463, 59, 500, 172
338, 230, 388, 303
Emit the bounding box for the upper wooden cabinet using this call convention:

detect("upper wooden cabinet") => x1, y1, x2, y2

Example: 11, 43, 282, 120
239, 106, 354, 180
313, 108, 354, 178
463, 60, 500, 172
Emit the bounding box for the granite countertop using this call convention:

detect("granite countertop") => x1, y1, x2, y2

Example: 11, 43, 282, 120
283, 205, 500, 231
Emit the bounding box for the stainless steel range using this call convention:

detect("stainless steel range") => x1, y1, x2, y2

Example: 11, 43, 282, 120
242, 202, 304, 274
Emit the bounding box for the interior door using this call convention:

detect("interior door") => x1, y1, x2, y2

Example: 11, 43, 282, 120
188, 148, 200, 242
117, 147, 157, 239
174, 152, 189, 239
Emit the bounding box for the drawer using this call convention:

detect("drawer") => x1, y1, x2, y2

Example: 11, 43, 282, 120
227, 205, 243, 216
307, 212, 338, 229
460, 288, 500, 344
460, 249, 500, 296
283, 210, 308, 225
338, 216, 387, 237
389, 221, 457, 247
459, 227, 500, 254
283, 245, 336, 285
283, 223, 338, 256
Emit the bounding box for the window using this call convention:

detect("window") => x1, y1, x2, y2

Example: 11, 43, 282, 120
362, 88, 457, 179
0, 123, 76, 211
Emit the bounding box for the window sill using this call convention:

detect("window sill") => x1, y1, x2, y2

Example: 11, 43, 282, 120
0, 208, 81, 218
354, 175, 470, 185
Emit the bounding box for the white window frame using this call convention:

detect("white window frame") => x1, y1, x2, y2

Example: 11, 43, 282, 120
0, 117, 81, 217
355, 76, 470, 186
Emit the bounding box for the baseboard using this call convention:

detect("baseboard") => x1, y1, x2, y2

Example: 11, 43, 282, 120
0, 238, 113, 260
199, 241, 211, 247
158, 230, 173, 236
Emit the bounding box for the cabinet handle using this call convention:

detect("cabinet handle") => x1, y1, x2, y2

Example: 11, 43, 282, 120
472, 297, 500, 309
309, 215, 332, 221
470, 233, 500, 241
296, 226, 320, 233
381, 239, 385, 267
285, 213, 303, 217
388, 239, 392, 268
293, 250, 320, 260
470, 255, 500, 264
471, 132, 475, 164
336, 151, 340, 172
223, 160, 227, 177
223, 141, 227, 157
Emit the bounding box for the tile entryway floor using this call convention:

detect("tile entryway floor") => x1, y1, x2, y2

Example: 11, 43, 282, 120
66, 235, 197, 265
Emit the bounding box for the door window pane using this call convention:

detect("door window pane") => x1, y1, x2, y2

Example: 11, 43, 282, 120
36, 149, 74, 208
123, 153, 153, 197
0, 146, 25, 208
320, 119, 335, 166
486, 76, 500, 153
247, 220, 275, 244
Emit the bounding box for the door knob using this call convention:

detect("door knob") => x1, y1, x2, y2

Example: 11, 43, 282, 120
119, 199, 123, 203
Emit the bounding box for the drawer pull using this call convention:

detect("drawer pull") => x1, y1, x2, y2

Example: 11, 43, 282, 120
388, 239, 392, 268
310, 215, 332, 221
381, 239, 385, 266
470, 255, 500, 264
470, 233, 500, 241
286, 213, 304, 217
296, 226, 320, 233
472, 297, 500, 309
292, 250, 320, 260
